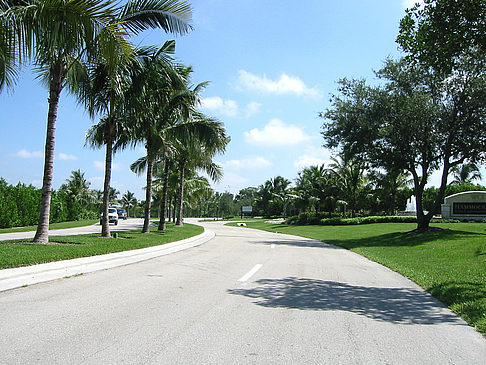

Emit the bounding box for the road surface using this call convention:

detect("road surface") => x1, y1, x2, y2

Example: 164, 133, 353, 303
1, 219, 485, 364
0, 218, 147, 241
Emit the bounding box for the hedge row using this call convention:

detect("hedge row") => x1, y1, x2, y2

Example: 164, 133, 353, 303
286, 212, 419, 226
0, 178, 70, 228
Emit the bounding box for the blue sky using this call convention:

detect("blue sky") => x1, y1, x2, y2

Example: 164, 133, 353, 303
3, 0, 469, 200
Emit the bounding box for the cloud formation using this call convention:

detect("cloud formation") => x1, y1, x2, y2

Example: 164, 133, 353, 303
293, 146, 332, 170
200, 97, 262, 119
201, 97, 238, 117
94, 161, 123, 171
58, 153, 78, 161
224, 156, 272, 170
14, 149, 43, 158
238, 70, 321, 98
244, 119, 311, 147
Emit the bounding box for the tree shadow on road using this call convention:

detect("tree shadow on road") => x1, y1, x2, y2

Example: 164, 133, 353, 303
228, 277, 461, 325
251, 239, 342, 249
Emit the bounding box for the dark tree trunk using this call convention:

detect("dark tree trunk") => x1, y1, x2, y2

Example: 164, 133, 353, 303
176, 160, 185, 226
158, 158, 170, 231
101, 127, 115, 238
143, 152, 154, 234
34, 59, 65, 244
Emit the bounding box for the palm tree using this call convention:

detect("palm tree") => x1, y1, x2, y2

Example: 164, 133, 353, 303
122, 59, 196, 233
328, 154, 370, 217
450, 163, 483, 185
59, 169, 93, 220
1, 0, 192, 243
121, 191, 137, 217
369, 168, 412, 215
269, 177, 295, 219
173, 114, 229, 227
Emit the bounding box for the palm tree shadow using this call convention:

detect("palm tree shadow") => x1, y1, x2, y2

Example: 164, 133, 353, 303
228, 277, 461, 325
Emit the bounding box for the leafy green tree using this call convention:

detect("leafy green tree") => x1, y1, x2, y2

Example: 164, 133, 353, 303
322, 56, 486, 231
397, 0, 486, 74
235, 187, 258, 214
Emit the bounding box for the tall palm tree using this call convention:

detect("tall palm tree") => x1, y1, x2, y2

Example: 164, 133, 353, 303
328, 154, 369, 217
1, 0, 192, 243
450, 163, 483, 185
121, 59, 196, 233
269, 176, 294, 218
173, 113, 229, 227
121, 190, 137, 217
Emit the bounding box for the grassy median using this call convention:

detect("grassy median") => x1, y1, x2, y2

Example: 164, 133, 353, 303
233, 221, 486, 336
0, 223, 203, 270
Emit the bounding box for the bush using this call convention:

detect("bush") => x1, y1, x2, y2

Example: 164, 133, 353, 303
285, 212, 420, 226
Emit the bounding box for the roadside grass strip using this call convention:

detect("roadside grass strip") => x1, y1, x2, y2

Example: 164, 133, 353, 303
237, 221, 486, 336
0, 223, 203, 270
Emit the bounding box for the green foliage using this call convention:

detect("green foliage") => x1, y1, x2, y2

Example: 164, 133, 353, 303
0, 174, 103, 228
286, 212, 418, 226
397, 0, 486, 74
0, 178, 40, 228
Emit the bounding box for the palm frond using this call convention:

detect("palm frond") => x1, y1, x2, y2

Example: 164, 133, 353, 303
118, 0, 192, 35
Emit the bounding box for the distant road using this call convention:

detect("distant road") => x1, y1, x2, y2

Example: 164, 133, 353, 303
0, 218, 146, 241
1, 219, 485, 364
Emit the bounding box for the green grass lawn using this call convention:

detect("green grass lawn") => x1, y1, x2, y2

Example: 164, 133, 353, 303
0, 219, 99, 234
234, 221, 486, 336
0, 223, 203, 270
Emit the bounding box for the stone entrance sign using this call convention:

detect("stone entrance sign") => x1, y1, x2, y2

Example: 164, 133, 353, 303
441, 191, 486, 221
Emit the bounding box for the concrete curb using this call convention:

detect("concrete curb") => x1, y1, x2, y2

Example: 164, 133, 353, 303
0, 227, 215, 292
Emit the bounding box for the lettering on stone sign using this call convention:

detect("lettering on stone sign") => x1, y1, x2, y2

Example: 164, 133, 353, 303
453, 202, 486, 215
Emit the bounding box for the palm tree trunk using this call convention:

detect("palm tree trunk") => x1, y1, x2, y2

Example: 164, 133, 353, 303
33, 59, 65, 244
158, 157, 170, 231
176, 160, 186, 226
101, 132, 114, 238
143, 154, 154, 233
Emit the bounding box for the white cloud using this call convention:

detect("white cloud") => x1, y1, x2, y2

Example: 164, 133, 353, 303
238, 70, 321, 98
224, 156, 272, 170
293, 146, 333, 170
94, 160, 123, 171
58, 153, 78, 161
200, 97, 261, 119
212, 172, 249, 195
244, 118, 311, 147
201, 97, 238, 117
14, 149, 43, 158
244, 102, 262, 118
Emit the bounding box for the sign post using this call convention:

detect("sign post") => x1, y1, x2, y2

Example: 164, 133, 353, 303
241, 206, 252, 219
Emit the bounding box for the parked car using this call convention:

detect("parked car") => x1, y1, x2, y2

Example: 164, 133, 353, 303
117, 208, 127, 220
100, 207, 119, 225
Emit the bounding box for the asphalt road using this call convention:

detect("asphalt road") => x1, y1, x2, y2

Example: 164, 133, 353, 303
1, 219, 485, 364
0, 218, 147, 241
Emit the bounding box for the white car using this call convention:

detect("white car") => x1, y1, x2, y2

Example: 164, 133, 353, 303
100, 208, 119, 225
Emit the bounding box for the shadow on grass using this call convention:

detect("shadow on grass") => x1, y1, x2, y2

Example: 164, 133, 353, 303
329, 229, 484, 250
229, 277, 461, 325
428, 281, 486, 326
251, 223, 484, 250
